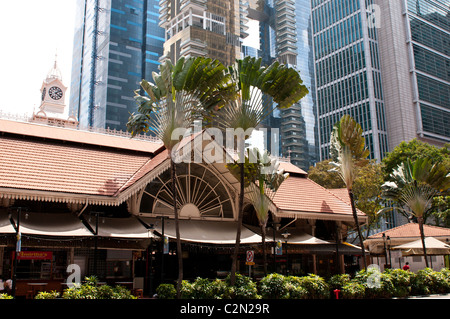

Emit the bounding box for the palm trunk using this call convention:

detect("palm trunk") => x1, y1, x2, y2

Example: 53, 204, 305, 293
230, 162, 245, 286
261, 223, 267, 276
418, 216, 429, 268
171, 159, 183, 298
348, 190, 367, 270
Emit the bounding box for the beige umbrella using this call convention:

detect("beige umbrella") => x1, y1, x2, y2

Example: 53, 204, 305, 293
392, 237, 450, 256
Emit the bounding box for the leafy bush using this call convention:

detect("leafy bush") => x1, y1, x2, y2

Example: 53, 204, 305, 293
224, 274, 260, 299
354, 267, 394, 298
61, 276, 136, 299
259, 273, 289, 299
156, 283, 177, 299
341, 281, 365, 299
35, 291, 60, 299
296, 274, 330, 299
328, 274, 351, 291
0, 293, 13, 299
412, 268, 450, 295
384, 269, 414, 297
180, 277, 227, 299
285, 276, 307, 299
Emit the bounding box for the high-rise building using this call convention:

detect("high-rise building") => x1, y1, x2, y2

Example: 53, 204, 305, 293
69, 0, 165, 130
246, 0, 319, 170
158, 0, 249, 66
311, 0, 389, 162
375, 0, 449, 149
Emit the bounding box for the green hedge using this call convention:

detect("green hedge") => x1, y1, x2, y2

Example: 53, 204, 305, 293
156, 267, 450, 299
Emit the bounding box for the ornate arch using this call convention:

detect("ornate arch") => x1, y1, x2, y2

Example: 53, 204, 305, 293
139, 163, 235, 220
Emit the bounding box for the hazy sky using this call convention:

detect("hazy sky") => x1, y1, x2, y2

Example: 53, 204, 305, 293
0, 0, 76, 116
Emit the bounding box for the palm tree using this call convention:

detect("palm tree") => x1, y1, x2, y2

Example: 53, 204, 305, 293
381, 157, 450, 267
127, 56, 232, 297
214, 56, 308, 284
245, 149, 289, 275
329, 114, 370, 269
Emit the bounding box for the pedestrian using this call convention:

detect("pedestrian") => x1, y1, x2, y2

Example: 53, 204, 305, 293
402, 262, 410, 271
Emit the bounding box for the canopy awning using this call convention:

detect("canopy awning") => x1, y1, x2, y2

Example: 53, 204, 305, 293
246, 226, 330, 244
139, 218, 262, 244
392, 237, 450, 256
1, 212, 154, 239
1, 212, 93, 237
86, 216, 154, 239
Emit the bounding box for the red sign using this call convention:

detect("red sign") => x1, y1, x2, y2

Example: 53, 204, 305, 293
246, 250, 255, 265
14, 251, 53, 260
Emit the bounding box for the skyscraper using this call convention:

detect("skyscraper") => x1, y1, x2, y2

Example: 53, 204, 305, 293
311, 0, 388, 162
158, 0, 249, 66
375, 0, 449, 149
70, 0, 165, 130
246, 0, 319, 170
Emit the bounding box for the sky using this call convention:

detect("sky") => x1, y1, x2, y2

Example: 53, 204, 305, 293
0, 0, 77, 116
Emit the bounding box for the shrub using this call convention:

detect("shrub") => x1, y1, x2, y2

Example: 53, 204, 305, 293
35, 291, 60, 299
296, 274, 329, 299
285, 276, 308, 299
156, 283, 177, 299
328, 274, 351, 291
61, 277, 136, 299
181, 277, 227, 299
259, 273, 289, 299
354, 267, 394, 298
412, 268, 436, 295
224, 274, 260, 299
341, 281, 365, 299
0, 293, 13, 299
384, 269, 414, 297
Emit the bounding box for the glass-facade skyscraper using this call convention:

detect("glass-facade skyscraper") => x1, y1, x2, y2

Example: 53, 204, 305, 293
311, 0, 388, 161
70, 0, 165, 130
246, 0, 319, 170
375, 0, 449, 149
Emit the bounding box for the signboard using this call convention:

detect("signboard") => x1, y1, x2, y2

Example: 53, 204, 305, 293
245, 250, 255, 266
15, 251, 53, 260
275, 240, 283, 255
163, 236, 169, 254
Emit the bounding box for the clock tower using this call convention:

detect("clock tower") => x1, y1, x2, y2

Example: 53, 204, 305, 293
39, 55, 68, 116
33, 55, 78, 127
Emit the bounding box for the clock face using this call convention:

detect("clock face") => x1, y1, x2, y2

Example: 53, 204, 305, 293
49, 86, 63, 100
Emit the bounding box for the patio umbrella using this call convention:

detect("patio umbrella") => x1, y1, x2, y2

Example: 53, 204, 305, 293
392, 237, 450, 256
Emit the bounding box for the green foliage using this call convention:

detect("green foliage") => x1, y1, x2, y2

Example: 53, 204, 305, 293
259, 273, 290, 299
35, 290, 60, 299
341, 281, 366, 299
0, 293, 13, 299
328, 273, 351, 291
157, 283, 177, 299
354, 267, 394, 298
411, 268, 450, 295
155, 268, 450, 299
384, 268, 415, 297
225, 273, 260, 299
61, 277, 136, 299
382, 139, 450, 180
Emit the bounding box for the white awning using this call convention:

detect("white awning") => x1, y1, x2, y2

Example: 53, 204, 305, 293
1, 212, 93, 237
392, 237, 450, 256
140, 217, 262, 244
1, 212, 154, 239
86, 216, 154, 239
246, 226, 330, 244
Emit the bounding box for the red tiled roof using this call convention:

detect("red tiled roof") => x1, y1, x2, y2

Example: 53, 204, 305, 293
272, 176, 366, 221
368, 223, 450, 239
328, 188, 351, 205
0, 136, 164, 197
278, 161, 308, 176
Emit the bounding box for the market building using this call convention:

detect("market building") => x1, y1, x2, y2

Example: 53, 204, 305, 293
0, 113, 367, 297
364, 223, 450, 272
